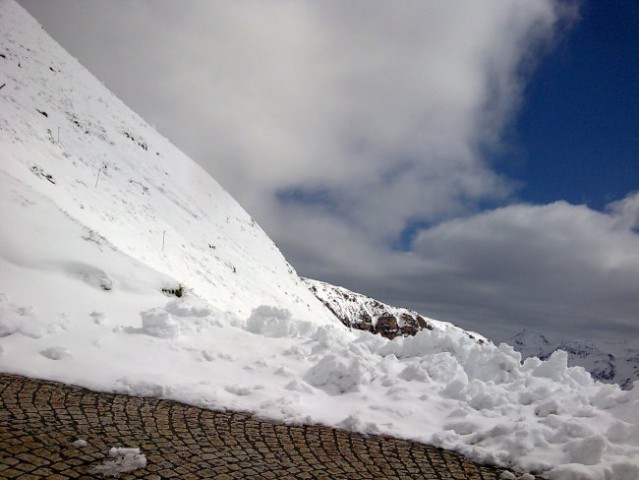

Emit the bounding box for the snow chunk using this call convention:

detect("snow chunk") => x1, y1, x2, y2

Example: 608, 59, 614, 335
611, 462, 639, 480
532, 350, 591, 386
606, 420, 639, 444
224, 384, 263, 396
91, 311, 108, 325
565, 435, 606, 466
39, 346, 71, 360
115, 377, 169, 398
305, 354, 373, 395
0, 295, 37, 337
89, 447, 146, 477
547, 463, 603, 480
73, 439, 88, 448
140, 308, 180, 339
244, 305, 315, 338
165, 298, 212, 317
535, 399, 560, 417
285, 379, 314, 394
398, 362, 431, 382
501, 474, 535, 480
337, 414, 380, 434
445, 420, 479, 436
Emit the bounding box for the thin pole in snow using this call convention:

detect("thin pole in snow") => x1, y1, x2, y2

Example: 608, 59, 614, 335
162, 230, 166, 252
95, 163, 107, 188
57, 127, 60, 144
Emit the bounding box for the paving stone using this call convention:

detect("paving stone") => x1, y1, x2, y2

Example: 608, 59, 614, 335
0, 373, 526, 479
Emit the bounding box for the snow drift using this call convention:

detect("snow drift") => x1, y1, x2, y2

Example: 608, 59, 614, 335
1, 1, 638, 478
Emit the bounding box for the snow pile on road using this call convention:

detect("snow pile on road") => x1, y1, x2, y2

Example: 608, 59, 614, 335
0, 2, 638, 479
89, 447, 147, 477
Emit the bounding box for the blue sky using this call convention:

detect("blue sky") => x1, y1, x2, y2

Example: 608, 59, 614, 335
378, 0, 639, 253
512, 0, 638, 210
18, 0, 639, 343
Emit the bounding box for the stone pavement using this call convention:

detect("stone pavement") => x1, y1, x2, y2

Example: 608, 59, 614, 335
0, 373, 523, 479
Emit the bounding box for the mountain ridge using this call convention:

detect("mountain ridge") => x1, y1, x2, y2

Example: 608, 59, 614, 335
304, 278, 486, 343
508, 329, 639, 390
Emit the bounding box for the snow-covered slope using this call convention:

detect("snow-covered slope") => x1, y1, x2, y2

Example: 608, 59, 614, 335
305, 278, 486, 342
0, 0, 336, 326
510, 330, 639, 390
2, 2, 639, 478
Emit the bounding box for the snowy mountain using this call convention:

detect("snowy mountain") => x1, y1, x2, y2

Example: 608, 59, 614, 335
305, 278, 485, 343
2, 2, 639, 479
509, 330, 639, 390
306, 280, 639, 391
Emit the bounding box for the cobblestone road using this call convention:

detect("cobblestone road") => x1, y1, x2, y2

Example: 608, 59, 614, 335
0, 373, 523, 479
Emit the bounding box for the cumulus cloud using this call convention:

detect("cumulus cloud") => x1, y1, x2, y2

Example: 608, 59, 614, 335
20, 1, 639, 344
402, 198, 639, 340
608, 191, 639, 231
278, 194, 639, 342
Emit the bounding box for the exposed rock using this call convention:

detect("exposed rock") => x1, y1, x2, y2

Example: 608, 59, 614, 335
375, 314, 399, 339
304, 278, 443, 340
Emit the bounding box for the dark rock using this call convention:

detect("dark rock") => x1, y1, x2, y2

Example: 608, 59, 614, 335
375, 315, 399, 340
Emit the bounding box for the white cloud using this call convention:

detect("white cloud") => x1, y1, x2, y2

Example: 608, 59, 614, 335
295, 196, 639, 342
20, 0, 566, 233
608, 191, 639, 230
397, 199, 639, 340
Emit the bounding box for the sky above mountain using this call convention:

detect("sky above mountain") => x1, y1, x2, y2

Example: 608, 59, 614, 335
18, 0, 639, 343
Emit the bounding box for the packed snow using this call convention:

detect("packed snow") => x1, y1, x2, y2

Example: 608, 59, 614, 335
1, 1, 638, 479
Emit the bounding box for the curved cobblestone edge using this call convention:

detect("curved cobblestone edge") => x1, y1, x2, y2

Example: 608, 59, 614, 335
0, 373, 524, 479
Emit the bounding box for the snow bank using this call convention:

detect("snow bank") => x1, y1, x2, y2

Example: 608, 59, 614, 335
2, 283, 638, 478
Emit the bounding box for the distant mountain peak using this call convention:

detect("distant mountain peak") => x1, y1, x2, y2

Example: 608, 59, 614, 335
304, 278, 486, 343
507, 329, 638, 389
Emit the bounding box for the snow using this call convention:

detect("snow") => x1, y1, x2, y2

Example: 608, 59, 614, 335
89, 447, 147, 477
1, 1, 638, 479
140, 308, 181, 339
